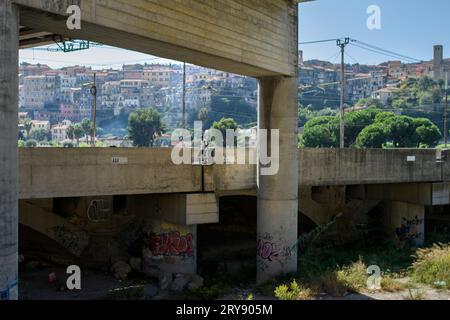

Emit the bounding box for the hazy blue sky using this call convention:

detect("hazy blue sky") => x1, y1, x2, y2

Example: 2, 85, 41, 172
19, 0, 450, 68
299, 0, 450, 64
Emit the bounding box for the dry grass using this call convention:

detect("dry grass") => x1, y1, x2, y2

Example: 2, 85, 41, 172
336, 258, 368, 292
411, 244, 450, 289
380, 276, 406, 292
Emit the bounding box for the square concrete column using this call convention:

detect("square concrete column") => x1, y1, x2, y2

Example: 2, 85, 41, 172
0, 1, 19, 300
257, 76, 298, 284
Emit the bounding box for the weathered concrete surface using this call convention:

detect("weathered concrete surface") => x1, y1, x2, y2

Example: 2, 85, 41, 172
257, 76, 298, 283
381, 201, 425, 247
367, 182, 450, 206
19, 148, 203, 199
15, 0, 300, 77
19, 200, 90, 257
299, 148, 444, 186
126, 193, 218, 226
0, 0, 19, 300
19, 148, 449, 200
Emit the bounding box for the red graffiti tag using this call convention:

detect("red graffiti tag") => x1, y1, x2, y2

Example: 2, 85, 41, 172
151, 231, 194, 257
257, 239, 279, 262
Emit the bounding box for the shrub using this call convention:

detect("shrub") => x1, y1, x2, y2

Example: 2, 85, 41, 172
336, 258, 368, 292
411, 244, 450, 289
274, 280, 315, 300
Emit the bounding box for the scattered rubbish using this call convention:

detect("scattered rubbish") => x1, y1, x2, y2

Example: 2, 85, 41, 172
48, 272, 58, 284
434, 281, 447, 289
129, 257, 142, 272
111, 261, 132, 281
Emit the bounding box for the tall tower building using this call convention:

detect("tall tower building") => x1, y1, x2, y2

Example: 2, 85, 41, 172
433, 45, 443, 80
298, 50, 304, 65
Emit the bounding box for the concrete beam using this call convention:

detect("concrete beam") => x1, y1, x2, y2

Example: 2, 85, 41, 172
367, 182, 450, 206
16, 0, 298, 77
299, 148, 444, 186
19, 148, 203, 199
127, 193, 218, 226
0, 0, 19, 300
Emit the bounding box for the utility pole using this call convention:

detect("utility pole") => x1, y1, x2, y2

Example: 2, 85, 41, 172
337, 38, 350, 148
90, 73, 97, 147
182, 62, 186, 129
445, 71, 448, 148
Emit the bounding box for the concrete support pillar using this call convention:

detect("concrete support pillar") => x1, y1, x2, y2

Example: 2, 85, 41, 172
0, 1, 19, 300
256, 76, 298, 284
381, 201, 425, 247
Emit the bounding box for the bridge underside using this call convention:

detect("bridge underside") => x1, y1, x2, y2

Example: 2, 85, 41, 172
2, 0, 303, 298
17, 147, 450, 282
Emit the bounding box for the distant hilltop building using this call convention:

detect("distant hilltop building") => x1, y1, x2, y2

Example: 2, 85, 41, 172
433, 45, 444, 80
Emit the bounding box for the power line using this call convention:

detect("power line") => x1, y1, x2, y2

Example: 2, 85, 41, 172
350, 42, 418, 63
19, 55, 164, 67
352, 40, 421, 63
299, 38, 339, 45
300, 37, 422, 64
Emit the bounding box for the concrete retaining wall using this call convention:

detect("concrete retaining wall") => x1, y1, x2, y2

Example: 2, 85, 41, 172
19, 148, 448, 199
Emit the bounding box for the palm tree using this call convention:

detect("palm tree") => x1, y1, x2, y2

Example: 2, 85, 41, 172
73, 123, 84, 147
66, 124, 75, 143
198, 107, 209, 124
81, 118, 94, 144
24, 119, 33, 139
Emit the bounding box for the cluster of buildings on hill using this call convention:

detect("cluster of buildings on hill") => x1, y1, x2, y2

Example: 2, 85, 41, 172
298, 45, 450, 107
18, 45, 449, 145
18, 62, 257, 144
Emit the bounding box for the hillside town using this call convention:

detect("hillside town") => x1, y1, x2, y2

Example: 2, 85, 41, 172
17, 45, 450, 147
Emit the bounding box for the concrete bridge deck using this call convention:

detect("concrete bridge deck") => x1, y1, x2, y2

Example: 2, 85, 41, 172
19, 148, 448, 199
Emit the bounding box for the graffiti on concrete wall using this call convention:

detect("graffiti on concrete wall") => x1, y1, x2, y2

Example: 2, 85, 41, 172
395, 216, 424, 245
257, 233, 292, 272
51, 226, 90, 257
151, 231, 194, 257
257, 239, 280, 262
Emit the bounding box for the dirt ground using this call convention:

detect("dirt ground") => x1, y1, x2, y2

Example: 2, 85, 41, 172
19, 268, 450, 300
219, 278, 450, 301
19, 267, 159, 300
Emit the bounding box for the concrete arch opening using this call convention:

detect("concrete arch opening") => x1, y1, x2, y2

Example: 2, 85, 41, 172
197, 195, 257, 284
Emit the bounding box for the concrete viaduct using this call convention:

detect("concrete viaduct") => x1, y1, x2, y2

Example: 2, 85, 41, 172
17, 148, 450, 278
1, 0, 305, 298
0, 0, 446, 299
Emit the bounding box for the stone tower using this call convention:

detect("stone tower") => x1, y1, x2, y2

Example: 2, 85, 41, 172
433, 45, 443, 80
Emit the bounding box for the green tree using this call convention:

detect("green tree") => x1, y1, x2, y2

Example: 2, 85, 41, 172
413, 118, 441, 147
356, 123, 386, 148
419, 92, 433, 106
23, 119, 33, 138
25, 139, 37, 148
66, 124, 75, 142
198, 107, 209, 123
211, 117, 239, 147
128, 109, 164, 147
72, 123, 84, 147
392, 98, 408, 110
301, 124, 337, 148
81, 118, 94, 144
385, 115, 418, 148
339, 107, 380, 146
374, 111, 396, 124
29, 128, 49, 142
